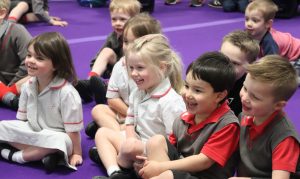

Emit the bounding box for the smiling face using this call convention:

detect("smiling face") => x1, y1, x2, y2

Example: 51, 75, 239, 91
240, 74, 282, 122
127, 52, 162, 93
221, 41, 249, 80
245, 9, 272, 40
110, 9, 131, 37
25, 45, 55, 81
181, 71, 223, 119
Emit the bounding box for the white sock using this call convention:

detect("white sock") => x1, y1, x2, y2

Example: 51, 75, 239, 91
107, 165, 121, 176
12, 151, 27, 164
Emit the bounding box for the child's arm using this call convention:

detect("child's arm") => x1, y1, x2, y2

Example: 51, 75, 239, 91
67, 131, 83, 166
140, 153, 214, 178
90, 48, 117, 77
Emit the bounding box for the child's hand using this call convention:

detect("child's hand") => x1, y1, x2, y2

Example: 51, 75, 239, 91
69, 154, 83, 166
133, 155, 147, 174
139, 160, 164, 179
49, 18, 68, 27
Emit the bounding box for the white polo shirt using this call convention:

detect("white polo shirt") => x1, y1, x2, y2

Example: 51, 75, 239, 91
125, 78, 186, 141
106, 57, 136, 104
17, 76, 84, 133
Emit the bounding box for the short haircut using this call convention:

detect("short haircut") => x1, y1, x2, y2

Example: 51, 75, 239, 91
109, 0, 141, 17
123, 13, 161, 39
246, 0, 278, 21
28, 32, 77, 84
186, 51, 236, 94
0, 0, 10, 11
247, 55, 298, 101
223, 30, 259, 63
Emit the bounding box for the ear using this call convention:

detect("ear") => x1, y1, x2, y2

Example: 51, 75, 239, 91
0, 8, 8, 19
159, 62, 168, 73
216, 90, 228, 104
273, 100, 286, 111
266, 19, 273, 29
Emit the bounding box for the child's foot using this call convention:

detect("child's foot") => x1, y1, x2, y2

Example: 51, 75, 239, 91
165, 0, 181, 5
0, 142, 18, 161
74, 79, 93, 103
42, 152, 60, 173
85, 121, 99, 138
89, 147, 101, 164
89, 76, 107, 104
190, 0, 205, 7
208, 0, 222, 8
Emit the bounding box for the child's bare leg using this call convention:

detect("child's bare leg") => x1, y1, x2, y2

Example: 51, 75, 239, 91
92, 104, 121, 131
146, 135, 170, 161
24, 13, 39, 22
117, 138, 144, 169
95, 127, 123, 170
91, 48, 117, 77
8, 2, 29, 21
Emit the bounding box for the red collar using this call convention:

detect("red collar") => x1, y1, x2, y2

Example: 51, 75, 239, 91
241, 110, 281, 140
181, 101, 230, 134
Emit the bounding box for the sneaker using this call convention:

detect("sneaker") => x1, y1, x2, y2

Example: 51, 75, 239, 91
0, 82, 10, 100
208, 0, 222, 8
190, 0, 205, 7
165, 0, 180, 5
85, 121, 99, 138
90, 76, 107, 104
74, 80, 93, 103
42, 152, 60, 173
89, 147, 101, 164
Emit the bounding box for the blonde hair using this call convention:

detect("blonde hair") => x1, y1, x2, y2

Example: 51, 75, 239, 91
246, 0, 278, 21
0, 0, 10, 12
126, 34, 184, 93
223, 30, 259, 63
123, 13, 161, 39
247, 55, 298, 101
109, 0, 141, 17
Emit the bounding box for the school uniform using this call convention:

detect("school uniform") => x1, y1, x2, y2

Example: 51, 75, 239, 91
106, 57, 136, 104
0, 76, 83, 170
0, 20, 31, 85
168, 102, 240, 179
237, 111, 300, 178
125, 78, 186, 142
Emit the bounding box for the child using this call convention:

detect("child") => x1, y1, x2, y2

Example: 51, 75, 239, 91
75, 0, 141, 104
220, 30, 259, 116
85, 13, 162, 138
90, 34, 186, 179
0, 0, 32, 110
8, 0, 68, 26
245, 0, 300, 79
0, 32, 83, 173
230, 55, 300, 178
164, 0, 205, 7
138, 52, 239, 179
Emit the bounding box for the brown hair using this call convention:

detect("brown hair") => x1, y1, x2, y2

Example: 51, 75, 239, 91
123, 13, 161, 39
223, 30, 259, 63
246, 55, 298, 101
28, 32, 77, 84
109, 0, 141, 17
246, 0, 278, 21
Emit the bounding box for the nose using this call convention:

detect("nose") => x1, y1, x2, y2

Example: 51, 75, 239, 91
130, 68, 138, 77
245, 20, 252, 28
240, 91, 250, 104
